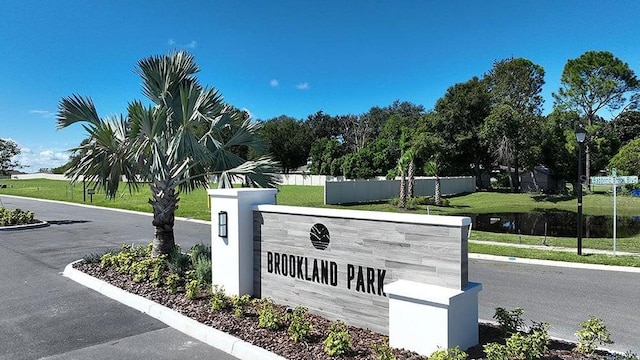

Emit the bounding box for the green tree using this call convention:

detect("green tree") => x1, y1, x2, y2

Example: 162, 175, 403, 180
56, 51, 278, 256
309, 137, 345, 176
539, 110, 581, 187
553, 50, 639, 185
609, 138, 640, 175
432, 76, 492, 187
482, 57, 546, 192
340, 148, 376, 179
0, 139, 21, 176
340, 114, 374, 153
260, 116, 312, 173
424, 159, 442, 205
610, 110, 640, 146
306, 110, 340, 140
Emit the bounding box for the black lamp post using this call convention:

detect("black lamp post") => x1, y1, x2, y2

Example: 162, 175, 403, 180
575, 125, 586, 255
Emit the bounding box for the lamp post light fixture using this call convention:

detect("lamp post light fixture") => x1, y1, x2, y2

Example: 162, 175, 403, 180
575, 124, 587, 255
218, 211, 228, 238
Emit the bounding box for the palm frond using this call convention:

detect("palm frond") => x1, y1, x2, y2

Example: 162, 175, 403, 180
65, 115, 139, 197
217, 156, 280, 188
135, 51, 199, 106
56, 95, 101, 129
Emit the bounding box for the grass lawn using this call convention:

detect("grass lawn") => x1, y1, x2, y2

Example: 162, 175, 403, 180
2, 179, 639, 264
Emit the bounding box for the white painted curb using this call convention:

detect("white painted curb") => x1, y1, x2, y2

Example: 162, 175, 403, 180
63, 261, 285, 360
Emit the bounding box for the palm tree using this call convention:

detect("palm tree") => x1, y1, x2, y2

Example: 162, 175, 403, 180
424, 159, 442, 206
57, 51, 278, 256
406, 150, 416, 199
397, 151, 412, 209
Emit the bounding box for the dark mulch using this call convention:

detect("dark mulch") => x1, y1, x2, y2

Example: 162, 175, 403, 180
74, 262, 612, 360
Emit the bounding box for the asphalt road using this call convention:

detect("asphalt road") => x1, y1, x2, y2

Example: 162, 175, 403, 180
470, 259, 640, 353
0, 196, 234, 360
1, 196, 639, 356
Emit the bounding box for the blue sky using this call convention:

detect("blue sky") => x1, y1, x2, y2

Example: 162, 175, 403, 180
2, 1, 640, 172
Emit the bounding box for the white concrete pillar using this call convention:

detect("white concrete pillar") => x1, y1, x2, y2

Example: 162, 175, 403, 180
208, 188, 277, 296
386, 280, 482, 356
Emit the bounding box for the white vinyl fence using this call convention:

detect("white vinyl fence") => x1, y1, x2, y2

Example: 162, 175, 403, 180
324, 177, 475, 204
276, 174, 345, 186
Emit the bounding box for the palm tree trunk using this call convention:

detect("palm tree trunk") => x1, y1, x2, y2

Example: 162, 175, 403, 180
149, 179, 177, 256
398, 171, 407, 208
407, 161, 415, 198
434, 175, 441, 206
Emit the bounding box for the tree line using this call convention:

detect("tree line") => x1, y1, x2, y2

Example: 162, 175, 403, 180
256, 51, 640, 194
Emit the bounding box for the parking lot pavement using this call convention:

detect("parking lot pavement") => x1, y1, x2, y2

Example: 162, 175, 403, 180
0, 196, 237, 360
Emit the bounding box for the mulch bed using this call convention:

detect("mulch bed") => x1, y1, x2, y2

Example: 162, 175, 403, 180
74, 262, 612, 359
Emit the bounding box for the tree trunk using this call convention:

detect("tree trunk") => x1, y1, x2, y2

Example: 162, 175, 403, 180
514, 151, 520, 192
434, 175, 441, 206
149, 179, 178, 256
398, 171, 406, 208
407, 161, 415, 199
474, 160, 482, 189
507, 163, 514, 192
530, 170, 539, 192
585, 143, 591, 192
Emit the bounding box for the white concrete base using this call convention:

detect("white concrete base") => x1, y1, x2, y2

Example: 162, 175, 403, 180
386, 280, 482, 356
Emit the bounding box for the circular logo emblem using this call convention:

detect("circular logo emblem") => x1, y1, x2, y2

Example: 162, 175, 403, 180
310, 223, 330, 250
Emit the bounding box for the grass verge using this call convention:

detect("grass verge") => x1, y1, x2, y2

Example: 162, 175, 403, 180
2, 179, 639, 266
470, 242, 640, 267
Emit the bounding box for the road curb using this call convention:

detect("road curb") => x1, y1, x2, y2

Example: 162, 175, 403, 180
0, 220, 49, 231
62, 261, 286, 360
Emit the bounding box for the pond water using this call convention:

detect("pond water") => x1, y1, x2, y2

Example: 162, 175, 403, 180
458, 211, 640, 238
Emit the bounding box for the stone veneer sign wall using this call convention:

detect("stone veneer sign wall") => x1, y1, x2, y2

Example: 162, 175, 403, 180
252, 204, 470, 334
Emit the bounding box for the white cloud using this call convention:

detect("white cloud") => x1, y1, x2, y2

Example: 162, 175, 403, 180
12, 146, 70, 173
296, 82, 310, 90
29, 110, 55, 118
168, 39, 197, 49
270, 79, 279, 87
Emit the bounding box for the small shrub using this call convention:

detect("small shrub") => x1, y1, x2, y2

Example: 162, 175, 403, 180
494, 307, 525, 336
100, 252, 116, 268
150, 257, 167, 286
166, 273, 180, 294
189, 243, 211, 264
287, 306, 312, 342
131, 243, 152, 257
210, 285, 228, 310
323, 321, 352, 356
0, 207, 35, 226
169, 247, 191, 276
614, 351, 639, 360
81, 252, 104, 264
193, 256, 212, 287
185, 279, 201, 300
575, 316, 613, 356
372, 337, 396, 360
230, 294, 251, 318
484, 322, 549, 360
257, 298, 284, 330
130, 260, 150, 283
429, 347, 468, 360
